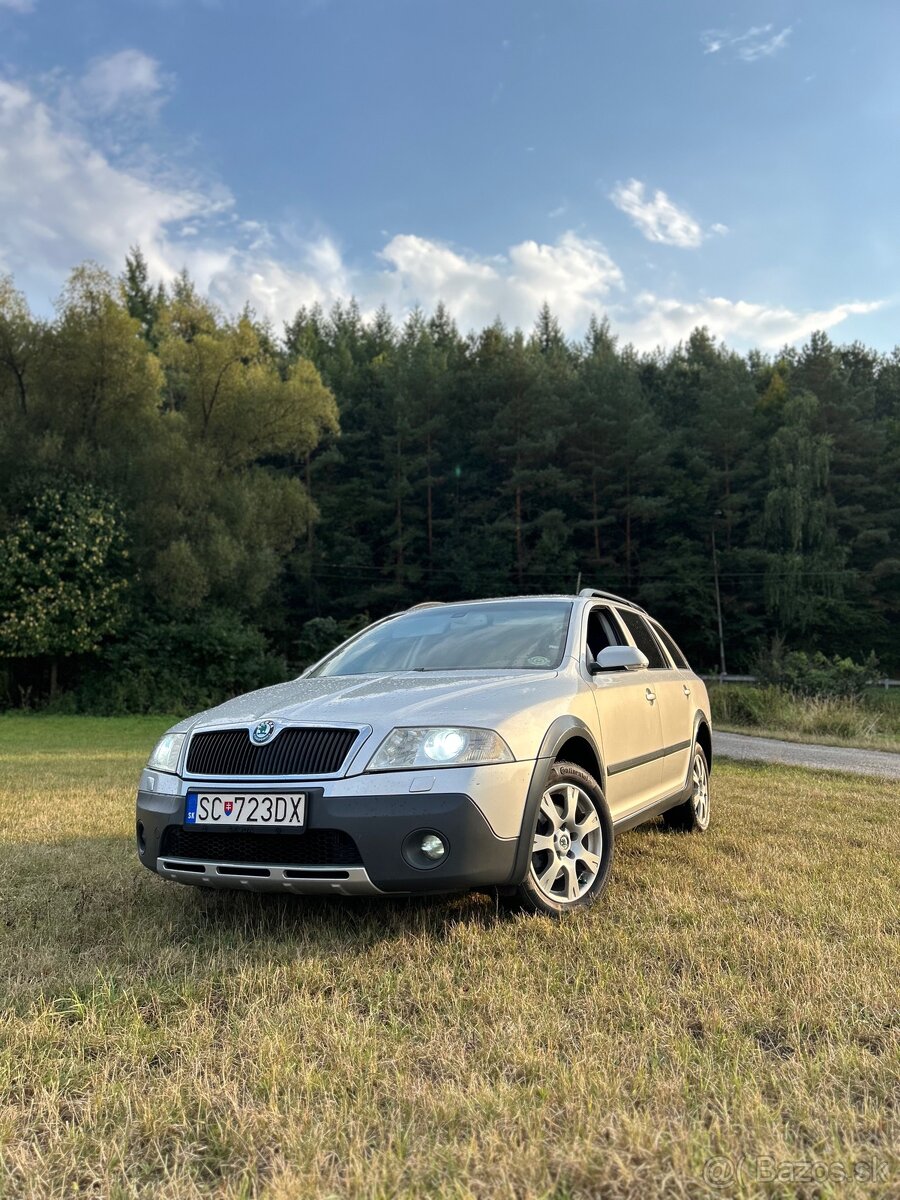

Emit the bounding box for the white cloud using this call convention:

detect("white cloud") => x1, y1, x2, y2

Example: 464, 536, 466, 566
79, 49, 168, 115
202, 238, 348, 320
738, 26, 792, 62
615, 294, 883, 352
0, 0, 35, 12
0, 78, 222, 297
0, 71, 881, 354
378, 231, 622, 332
702, 24, 793, 62
610, 179, 708, 248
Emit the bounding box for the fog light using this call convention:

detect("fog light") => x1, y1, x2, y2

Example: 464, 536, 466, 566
401, 829, 450, 870
420, 833, 446, 861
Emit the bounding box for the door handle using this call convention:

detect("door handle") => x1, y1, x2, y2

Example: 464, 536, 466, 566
683, 684, 692, 697
645, 688, 656, 703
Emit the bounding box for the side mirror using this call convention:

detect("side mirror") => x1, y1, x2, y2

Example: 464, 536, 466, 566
590, 645, 649, 674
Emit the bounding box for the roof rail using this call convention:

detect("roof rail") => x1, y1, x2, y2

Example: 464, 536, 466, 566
578, 587, 648, 614
406, 601, 445, 611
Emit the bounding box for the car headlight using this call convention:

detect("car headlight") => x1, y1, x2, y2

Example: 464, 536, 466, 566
366, 726, 513, 771
147, 733, 186, 774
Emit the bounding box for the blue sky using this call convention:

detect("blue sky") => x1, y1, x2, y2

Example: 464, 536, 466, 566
0, 0, 897, 350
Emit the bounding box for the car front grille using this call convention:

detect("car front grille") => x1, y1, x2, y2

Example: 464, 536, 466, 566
159, 826, 363, 866
185, 726, 358, 777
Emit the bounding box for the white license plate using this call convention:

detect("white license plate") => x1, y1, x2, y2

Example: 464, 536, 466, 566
185, 792, 306, 828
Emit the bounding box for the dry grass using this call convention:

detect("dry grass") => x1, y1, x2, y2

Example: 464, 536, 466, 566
0, 714, 898, 1199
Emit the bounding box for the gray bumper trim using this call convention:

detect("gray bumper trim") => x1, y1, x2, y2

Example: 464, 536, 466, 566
157, 858, 385, 895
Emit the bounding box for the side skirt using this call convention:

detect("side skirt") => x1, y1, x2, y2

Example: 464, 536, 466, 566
612, 779, 693, 832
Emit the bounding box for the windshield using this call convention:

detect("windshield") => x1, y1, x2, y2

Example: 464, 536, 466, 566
310, 601, 573, 676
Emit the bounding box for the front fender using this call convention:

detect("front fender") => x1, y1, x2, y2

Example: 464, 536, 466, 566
509, 716, 605, 886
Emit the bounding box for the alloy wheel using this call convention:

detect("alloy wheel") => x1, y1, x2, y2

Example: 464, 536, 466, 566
529, 782, 604, 904
691, 751, 710, 829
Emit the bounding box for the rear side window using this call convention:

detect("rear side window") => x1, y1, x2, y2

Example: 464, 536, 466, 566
651, 621, 690, 669
617, 609, 668, 670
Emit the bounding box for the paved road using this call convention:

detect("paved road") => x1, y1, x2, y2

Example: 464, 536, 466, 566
713, 731, 900, 780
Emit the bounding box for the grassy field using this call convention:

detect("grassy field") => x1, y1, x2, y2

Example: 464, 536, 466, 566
0, 715, 898, 1199
709, 685, 900, 753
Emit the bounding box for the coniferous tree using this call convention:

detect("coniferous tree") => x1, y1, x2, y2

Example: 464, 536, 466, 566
763, 390, 845, 634
121, 247, 164, 346
1, 254, 899, 706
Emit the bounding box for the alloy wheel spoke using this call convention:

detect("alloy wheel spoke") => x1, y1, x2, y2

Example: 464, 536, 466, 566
562, 785, 580, 828
540, 792, 562, 830
575, 809, 600, 838
532, 832, 555, 853
537, 855, 563, 893
576, 850, 601, 877
562, 859, 580, 900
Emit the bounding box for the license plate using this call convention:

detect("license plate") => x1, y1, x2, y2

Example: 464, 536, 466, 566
185, 792, 306, 828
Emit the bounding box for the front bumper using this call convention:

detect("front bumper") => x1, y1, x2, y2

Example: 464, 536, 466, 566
136, 762, 533, 895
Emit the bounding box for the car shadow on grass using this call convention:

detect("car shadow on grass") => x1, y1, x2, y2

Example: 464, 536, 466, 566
1, 820, 684, 1002
189, 879, 507, 938
0, 833, 515, 976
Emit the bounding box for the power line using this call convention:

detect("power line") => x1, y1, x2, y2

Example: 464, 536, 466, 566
300, 560, 863, 584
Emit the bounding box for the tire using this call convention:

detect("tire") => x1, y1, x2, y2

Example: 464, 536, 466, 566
510, 761, 614, 917
662, 743, 711, 832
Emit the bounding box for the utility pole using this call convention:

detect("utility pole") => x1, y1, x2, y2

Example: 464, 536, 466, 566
711, 520, 727, 679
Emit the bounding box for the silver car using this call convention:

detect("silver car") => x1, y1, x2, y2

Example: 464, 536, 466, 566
136, 589, 712, 915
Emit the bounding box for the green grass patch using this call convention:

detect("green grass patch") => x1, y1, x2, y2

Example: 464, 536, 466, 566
0, 712, 176, 756
710, 684, 900, 752
1, 717, 898, 1198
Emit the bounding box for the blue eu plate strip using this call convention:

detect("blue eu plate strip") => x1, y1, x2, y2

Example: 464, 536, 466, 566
184, 793, 198, 824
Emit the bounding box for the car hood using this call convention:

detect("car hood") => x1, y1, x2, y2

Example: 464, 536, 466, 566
172, 669, 576, 758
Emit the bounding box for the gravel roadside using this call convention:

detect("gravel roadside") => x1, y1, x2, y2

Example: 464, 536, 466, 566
714, 730, 900, 780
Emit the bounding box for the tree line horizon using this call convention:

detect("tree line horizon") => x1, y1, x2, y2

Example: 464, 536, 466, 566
0, 249, 897, 711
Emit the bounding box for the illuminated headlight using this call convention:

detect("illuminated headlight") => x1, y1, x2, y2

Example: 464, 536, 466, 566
366, 726, 513, 771
147, 733, 186, 774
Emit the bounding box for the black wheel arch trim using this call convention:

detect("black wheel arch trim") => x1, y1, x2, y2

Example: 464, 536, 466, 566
511, 718, 606, 885
693, 710, 713, 773
535, 715, 606, 789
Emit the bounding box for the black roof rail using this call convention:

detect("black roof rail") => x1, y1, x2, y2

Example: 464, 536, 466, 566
578, 587, 648, 614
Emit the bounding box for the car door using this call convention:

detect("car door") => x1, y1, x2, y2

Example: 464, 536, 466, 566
617, 609, 693, 797
648, 617, 697, 792
583, 604, 664, 820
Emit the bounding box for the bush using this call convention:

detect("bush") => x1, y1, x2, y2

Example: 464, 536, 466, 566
709, 683, 897, 747
67, 610, 287, 715
295, 613, 370, 669
754, 642, 880, 699
710, 683, 787, 728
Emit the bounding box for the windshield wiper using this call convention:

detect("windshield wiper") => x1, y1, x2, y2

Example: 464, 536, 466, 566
409, 666, 465, 672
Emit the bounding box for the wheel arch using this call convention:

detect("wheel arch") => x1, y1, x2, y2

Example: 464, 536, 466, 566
695, 715, 712, 772
509, 717, 606, 886
536, 716, 606, 790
